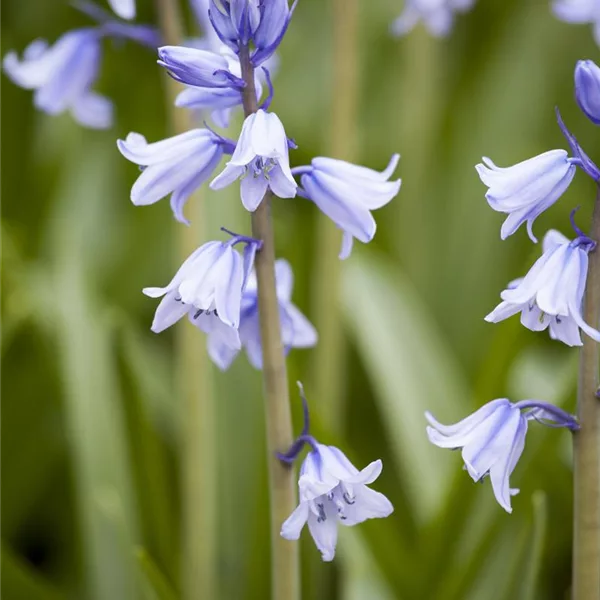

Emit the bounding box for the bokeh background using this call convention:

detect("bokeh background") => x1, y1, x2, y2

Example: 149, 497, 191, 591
2, 0, 600, 598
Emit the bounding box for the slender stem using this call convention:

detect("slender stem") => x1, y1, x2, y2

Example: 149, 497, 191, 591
238, 47, 299, 600
573, 185, 600, 600
311, 0, 359, 430
154, 2, 216, 599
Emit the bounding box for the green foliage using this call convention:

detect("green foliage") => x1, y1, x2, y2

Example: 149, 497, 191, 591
2, 0, 596, 598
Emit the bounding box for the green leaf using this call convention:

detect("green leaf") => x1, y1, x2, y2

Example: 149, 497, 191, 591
135, 547, 179, 600
1, 543, 65, 600
342, 252, 470, 522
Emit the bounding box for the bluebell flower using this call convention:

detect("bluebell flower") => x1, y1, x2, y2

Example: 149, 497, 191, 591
575, 59, 600, 125
210, 109, 297, 210
3, 30, 112, 129
476, 150, 577, 242
553, 0, 600, 46
485, 229, 600, 345
206, 259, 317, 370
118, 128, 234, 223
143, 234, 260, 344
174, 45, 263, 128
3, 6, 159, 129
281, 442, 393, 561
208, 0, 296, 66
293, 155, 401, 259
391, 0, 475, 37
109, 0, 135, 19
426, 398, 578, 513
158, 45, 246, 88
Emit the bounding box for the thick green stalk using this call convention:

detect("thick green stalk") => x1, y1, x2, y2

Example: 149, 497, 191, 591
238, 46, 299, 600
154, 2, 216, 599
573, 185, 600, 600
311, 0, 359, 430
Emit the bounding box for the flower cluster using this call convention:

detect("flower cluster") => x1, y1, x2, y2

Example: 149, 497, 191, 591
427, 60, 598, 513
115, 0, 400, 561
3, 1, 159, 128
477, 59, 600, 344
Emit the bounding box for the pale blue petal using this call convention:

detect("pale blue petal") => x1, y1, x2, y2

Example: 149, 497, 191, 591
489, 417, 528, 513
462, 404, 521, 482
425, 399, 509, 438
302, 173, 375, 243
35, 31, 100, 115
542, 229, 569, 253
268, 163, 298, 198
520, 304, 551, 332
241, 172, 269, 211
501, 245, 566, 304
575, 60, 600, 124
340, 486, 394, 526
484, 300, 524, 323
191, 312, 241, 349
215, 247, 244, 328
210, 163, 246, 190
549, 315, 583, 346
284, 303, 317, 347
150, 292, 189, 333
339, 231, 354, 260
71, 91, 113, 129
553, 0, 596, 23
109, 0, 135, 19
307, 504, 338, 562
118, 129, 215, 166
274, 259, 293, 301
207, 333, 240, 370
280, 502, 310, 540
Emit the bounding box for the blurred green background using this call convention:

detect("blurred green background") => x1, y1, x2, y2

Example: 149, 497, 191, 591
2, 0, 600, 598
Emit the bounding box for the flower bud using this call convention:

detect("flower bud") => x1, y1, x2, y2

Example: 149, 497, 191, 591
575, 59, 600, 125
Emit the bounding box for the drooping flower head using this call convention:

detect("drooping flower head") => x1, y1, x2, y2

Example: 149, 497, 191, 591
391, 0, 476, 37
575, 59, 600, 125
211, 109, 297, 210
426, 399, 578, 513
476, 150, 577, 242
293, 154, 401, 259
143, 231, 261, 350
3, 30, 111, 129
117, 128, 235, 223
158, 44, 247, 89
553, 0, 600, 47
3, 4, 159, 129
208, 0, 296, 66
206, 259, 317, 370
279, 384, 393, 561
485, 228, 600, 346
173, 45, 263, 128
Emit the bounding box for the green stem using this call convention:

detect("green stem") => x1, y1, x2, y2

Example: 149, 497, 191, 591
238, 46, 300, 600
573, 185, 600, 600
311, 0, 359, 430
154, 2, 216, 599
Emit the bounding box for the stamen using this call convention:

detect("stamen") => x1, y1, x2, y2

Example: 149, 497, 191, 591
317, 503, 326, 523
343, 492, 355, 505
